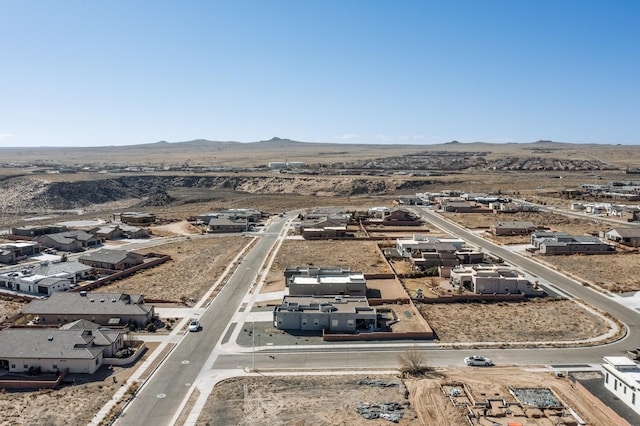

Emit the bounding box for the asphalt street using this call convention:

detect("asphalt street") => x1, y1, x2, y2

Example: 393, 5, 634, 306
116, 219, 287, 426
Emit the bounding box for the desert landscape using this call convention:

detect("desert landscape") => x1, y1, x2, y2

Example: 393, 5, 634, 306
1, 140, 640, 425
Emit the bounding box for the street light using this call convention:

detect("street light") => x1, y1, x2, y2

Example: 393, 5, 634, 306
252, 320, 255, 371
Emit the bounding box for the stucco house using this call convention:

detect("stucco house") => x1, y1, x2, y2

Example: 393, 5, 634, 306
10, 225, 67, 238
0, 321, 126, 374
273, 295, 377, 333
605, 228, 640, 247
450, 264, 542, 295
602, 356, 640, 416
22, 291, 154, 328
37, 230, 102, 252
491, 221, 537, 236
288, 272, 366, 296
119, 212, 156, 225
207, 216, 249, 233
531, 231, 614, 255
79, 249, 145, 271
0, 242, 40, 264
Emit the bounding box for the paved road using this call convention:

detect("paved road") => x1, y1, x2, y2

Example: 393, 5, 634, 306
118, 207, 640, 424
207, 207, 640, 372
116, 219, 287, 426
416, 208, 640, 354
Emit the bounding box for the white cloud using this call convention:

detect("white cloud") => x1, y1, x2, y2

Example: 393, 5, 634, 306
0, 134, 13, 142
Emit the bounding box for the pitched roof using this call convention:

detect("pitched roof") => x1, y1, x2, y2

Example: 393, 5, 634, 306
609, 228, 640, 238
79, 249, 141, 265
23, 292, 152, 317
0, 328, 103, 359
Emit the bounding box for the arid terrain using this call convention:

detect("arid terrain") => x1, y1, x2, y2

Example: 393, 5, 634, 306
196, 368, 620, 426
1, 140, 640, 425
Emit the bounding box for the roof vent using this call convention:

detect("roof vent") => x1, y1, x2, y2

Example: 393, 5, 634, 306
112, 298, 116, 302
100, 299, 104, 302
89, 298, 95, 302
48, 336, 53, 341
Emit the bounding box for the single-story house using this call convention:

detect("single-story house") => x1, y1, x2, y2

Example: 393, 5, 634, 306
284, 266, 351, 286
491, 221, 537, 236
79, 249, 145, 271
37, 230, 102, 252
22, 291, 154, 328
273, 295, 377, 333
0, 321, 126, 374
532, 233, 615, 255
301, 225, 348, 240
605, 228, 640, 247
10, 225, 68, 238
119, 212, 156, 225
395, 235, 466, 258
207, 217, 248, 233
289, 272, 366, 296
95, 225, 148, 240
450, 265, 542, 295
0, 242, 40, 264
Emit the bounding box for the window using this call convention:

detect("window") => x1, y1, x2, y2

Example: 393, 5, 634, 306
332, 319, 338, 327
301, 319, 307, 326
605, 372, 609, 384
633, 393, 636, 405
347, 319, 354, 327
53, 364, 57, 369
313, 319, 319, 326
23, 364, 28, 369
11, 364, 15, 369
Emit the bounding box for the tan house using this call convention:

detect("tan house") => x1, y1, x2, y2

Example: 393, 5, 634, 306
0, 321, 126, 374
79, 249, 145, 271
37, 230, 102, 252
491, 221, 537, 236
273, 295, 377, 333
23, 291, 154, 328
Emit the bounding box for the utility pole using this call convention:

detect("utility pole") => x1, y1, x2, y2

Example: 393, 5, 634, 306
252, 320, 255, 371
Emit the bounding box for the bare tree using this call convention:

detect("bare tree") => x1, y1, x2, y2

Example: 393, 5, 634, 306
397, 350, 427, 376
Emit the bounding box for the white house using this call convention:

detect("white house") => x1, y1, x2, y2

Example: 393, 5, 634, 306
602, 356, 640, 415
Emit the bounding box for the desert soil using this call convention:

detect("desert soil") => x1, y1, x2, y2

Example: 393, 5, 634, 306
196, 368, 618, 426
100, 234, 252, 302
262, 239, 392, 294
540, 252, 640, 293
444, 211, 610, 236
419, 299, 615, 344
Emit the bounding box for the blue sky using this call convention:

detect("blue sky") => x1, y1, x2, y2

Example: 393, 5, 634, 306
1, 1, 639, 147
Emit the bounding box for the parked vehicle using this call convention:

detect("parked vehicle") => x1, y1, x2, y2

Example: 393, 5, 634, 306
464, 355, 493, 366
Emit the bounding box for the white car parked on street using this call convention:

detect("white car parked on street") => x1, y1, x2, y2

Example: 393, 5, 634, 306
464, 355, 493, 366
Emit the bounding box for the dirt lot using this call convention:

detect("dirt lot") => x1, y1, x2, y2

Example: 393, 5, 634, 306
444, 211, 609, 236
540, 252, 640, 293
419, 299, 615, 344
100, 234, 251, 302
196, 368, 618, 426
0, 296, 27, 323
261, 239, 392, 294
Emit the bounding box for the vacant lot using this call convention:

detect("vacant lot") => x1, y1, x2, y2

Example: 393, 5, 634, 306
197, 368, 618, 426
100, 235, 251, 302
444, 211, 609, 236
262, 239, 391, 294
541, 252, 640, 293
0, 297, 28, 323
419, 299, 615, 344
